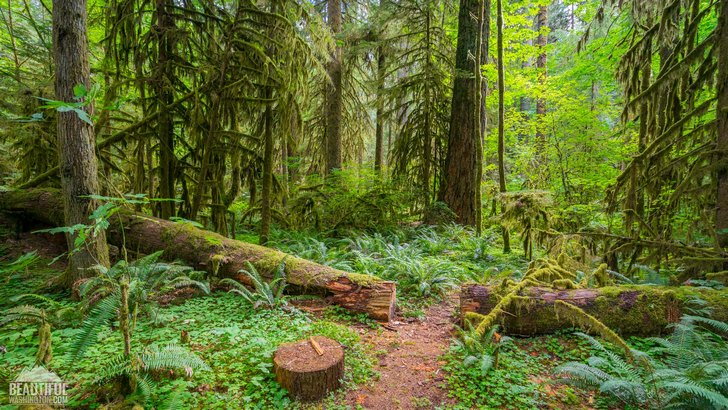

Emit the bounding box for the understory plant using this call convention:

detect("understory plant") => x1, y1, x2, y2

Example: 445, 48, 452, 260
78, 251, 209, 329
0, 293, 75, 365
383, 256, 461, 298
70, 252, 209, 404
453, 324, 512, 377
92, 343, 210, 405
555, 315, 728, 409
0, 251, 39, 275
219, 261, 290, 309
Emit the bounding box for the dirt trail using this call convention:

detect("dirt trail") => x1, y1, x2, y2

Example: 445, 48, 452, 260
344, 298, 458, 409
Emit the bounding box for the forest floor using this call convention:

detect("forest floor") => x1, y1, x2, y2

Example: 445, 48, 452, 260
343, 298, 457, 409
0, 223, 603, 409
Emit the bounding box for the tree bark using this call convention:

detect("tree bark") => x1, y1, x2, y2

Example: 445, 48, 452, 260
374, 45, 385, 173
260, 88, 274, 245
154, 0, 176, 219
0, 189, 396, 321
52, 0, 109, 283
717, 0, 728, 254
473, 0, 488, 235
496, 0, 510, 252
423, 11, 433, 206
439, 0, 482, 226
325, 0, 343, 174
534, 5, 547, 167
460, 283, 728, 336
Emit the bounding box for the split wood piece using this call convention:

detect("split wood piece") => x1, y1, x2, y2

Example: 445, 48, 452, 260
309, 337, 324, 355
460, 283, 728, 336
0, 188, 396, 321
273, 336, 344, 402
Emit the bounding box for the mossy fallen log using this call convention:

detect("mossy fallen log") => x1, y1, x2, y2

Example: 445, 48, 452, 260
0, 189, 396, 321
461, 283, 728, 336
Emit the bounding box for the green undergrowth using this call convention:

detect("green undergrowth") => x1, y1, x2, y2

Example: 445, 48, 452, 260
442, 330, 596, 409
0, 258, 376, 409
258, 224, 527, 310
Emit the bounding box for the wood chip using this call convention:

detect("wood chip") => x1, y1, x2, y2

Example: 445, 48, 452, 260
309, 337, 324, 356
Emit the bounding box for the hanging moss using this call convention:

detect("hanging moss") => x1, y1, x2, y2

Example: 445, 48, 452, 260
554, 300, 634, 360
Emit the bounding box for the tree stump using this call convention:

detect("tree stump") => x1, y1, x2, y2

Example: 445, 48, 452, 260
273, 336, 344, 401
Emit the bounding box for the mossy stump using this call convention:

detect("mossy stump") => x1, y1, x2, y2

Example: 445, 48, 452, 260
273, 336, 344, 402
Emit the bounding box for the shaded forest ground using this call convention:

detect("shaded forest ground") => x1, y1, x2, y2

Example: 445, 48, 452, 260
0, 221, 612, 409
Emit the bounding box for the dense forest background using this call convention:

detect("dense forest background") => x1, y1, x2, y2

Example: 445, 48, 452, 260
0, 0, 727, 280
1, 0, 728, 408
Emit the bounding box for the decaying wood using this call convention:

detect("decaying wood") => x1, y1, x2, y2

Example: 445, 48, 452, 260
0, 188, 396, 321
273, 336, 344, 401
460, 283, 728, 336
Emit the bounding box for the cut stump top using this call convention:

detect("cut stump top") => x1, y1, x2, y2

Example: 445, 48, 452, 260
274, 336, 344, 373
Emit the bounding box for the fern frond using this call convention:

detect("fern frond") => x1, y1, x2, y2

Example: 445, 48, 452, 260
599, 379, 647, 405
555, 361, 613, 388
660, 380, 728, 408
168, 277, 210, 294
140, 344, 210, 373
131, 373, 156, 404
70, 294, 120, 361
92, 354, 132, 385
158, 385, 185, 410
1, 305, 46, 326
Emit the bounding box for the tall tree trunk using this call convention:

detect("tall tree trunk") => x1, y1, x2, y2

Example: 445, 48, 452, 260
439, 0, 482, 226
534, 5, 547, 169
496, 0, 510, 252
52, 0, 109, 283
717, 1, 728, 253
374, 44, 385, 173
473, 0, 489, 235
325, 0, 343, 174
423, 11, 432, 206
519, 36, 532, 142
260, 88, 274, 246
155, 0, 176, 219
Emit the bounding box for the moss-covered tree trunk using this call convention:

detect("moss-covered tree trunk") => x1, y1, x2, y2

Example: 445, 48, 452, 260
374, 45, 385, 174
496, 0, 510, 252
52, 0, 110, 284
422, 12, 432, 206
260, 87, 274, 246
325, 0, 343, 174
439, 0, 482, 226
534, 4, 547, 169
0, 189, 396, 321
154, 0, 177, 219
717, 0, 728, 255
460, 283, 728, 336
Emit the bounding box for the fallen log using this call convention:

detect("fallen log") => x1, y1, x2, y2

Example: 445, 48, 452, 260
0, 189, 396, 321
460, 283, 728, 336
